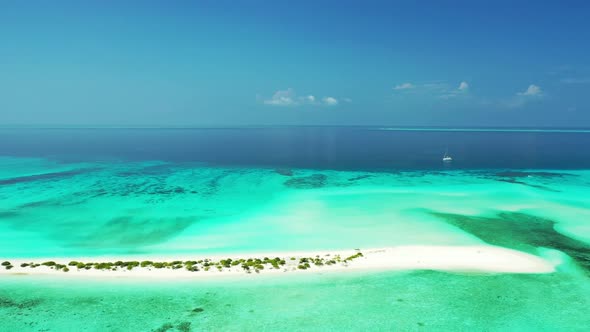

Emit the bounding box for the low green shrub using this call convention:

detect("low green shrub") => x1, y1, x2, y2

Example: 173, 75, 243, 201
140, 261, 153, 267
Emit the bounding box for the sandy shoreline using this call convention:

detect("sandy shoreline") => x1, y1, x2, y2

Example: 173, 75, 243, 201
0, 245, 557, 279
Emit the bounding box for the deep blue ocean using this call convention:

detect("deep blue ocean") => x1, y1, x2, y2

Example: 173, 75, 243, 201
1, 127, 590, 170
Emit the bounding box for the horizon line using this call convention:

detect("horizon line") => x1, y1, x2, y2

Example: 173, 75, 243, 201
2, 124, 590, 132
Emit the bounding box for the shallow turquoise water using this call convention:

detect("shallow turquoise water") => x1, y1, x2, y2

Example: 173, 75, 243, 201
2, 157, 590, 331
2, 267, 590, 331
1, 157, 590, 258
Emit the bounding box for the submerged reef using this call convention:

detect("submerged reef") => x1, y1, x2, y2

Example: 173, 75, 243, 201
431, 211, 590, 272
115, 163, 175, 177
0, 297, 43, 309
284, 174, 328, 189
274, 168, 294, 176
153, 321, 192, 332
91, 179, 190, 198
347, 175, 373, 182
495, 178, 560, 192
470, 170, 576, 192
492, 171, 574, 178
0, 168, 97, 186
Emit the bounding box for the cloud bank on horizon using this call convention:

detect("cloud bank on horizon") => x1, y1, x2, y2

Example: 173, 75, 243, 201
0, 1, 588, 127
389, 80, 546, 107
262, 89, 343, 107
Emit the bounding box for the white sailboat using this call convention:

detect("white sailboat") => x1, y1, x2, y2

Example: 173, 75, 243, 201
442, 148, 453, 162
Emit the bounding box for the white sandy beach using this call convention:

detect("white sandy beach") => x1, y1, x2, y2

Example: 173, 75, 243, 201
0, 245, 558, 279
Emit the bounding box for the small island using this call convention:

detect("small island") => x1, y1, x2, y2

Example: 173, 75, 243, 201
0, 250, 368, 278
0, 246, 557, 279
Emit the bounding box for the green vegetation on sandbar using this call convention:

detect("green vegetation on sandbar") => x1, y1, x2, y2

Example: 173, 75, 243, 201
8, 251, 364, 274
344, 252, 364, 262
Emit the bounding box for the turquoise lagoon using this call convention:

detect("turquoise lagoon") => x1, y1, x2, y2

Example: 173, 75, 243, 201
1, 155, 590, 331
2, 269, 590, 332
2, 157, 590, 258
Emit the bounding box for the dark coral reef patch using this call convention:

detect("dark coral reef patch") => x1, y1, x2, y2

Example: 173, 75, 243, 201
0, 168, 98, 186
493, 171, 574, 178
284, 174, 327, 189
275, 168, 294, 176
431, 211, 590, 271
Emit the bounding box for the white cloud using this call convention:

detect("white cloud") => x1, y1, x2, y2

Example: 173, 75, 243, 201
393, 81, 469, 99
503, 84, 544, 108
439, 81, 470, 99
322, 97, 338, 106
263, 88, 297, 106
517, 84, 542, 97
393, 83, 415, 90
262, 89, 342, 107
458, 81, 469, 91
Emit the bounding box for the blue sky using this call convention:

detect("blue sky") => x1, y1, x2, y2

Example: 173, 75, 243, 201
1, 1, 589, 127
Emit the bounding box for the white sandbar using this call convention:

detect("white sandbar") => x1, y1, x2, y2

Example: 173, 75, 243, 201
0, 245, 556, 279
